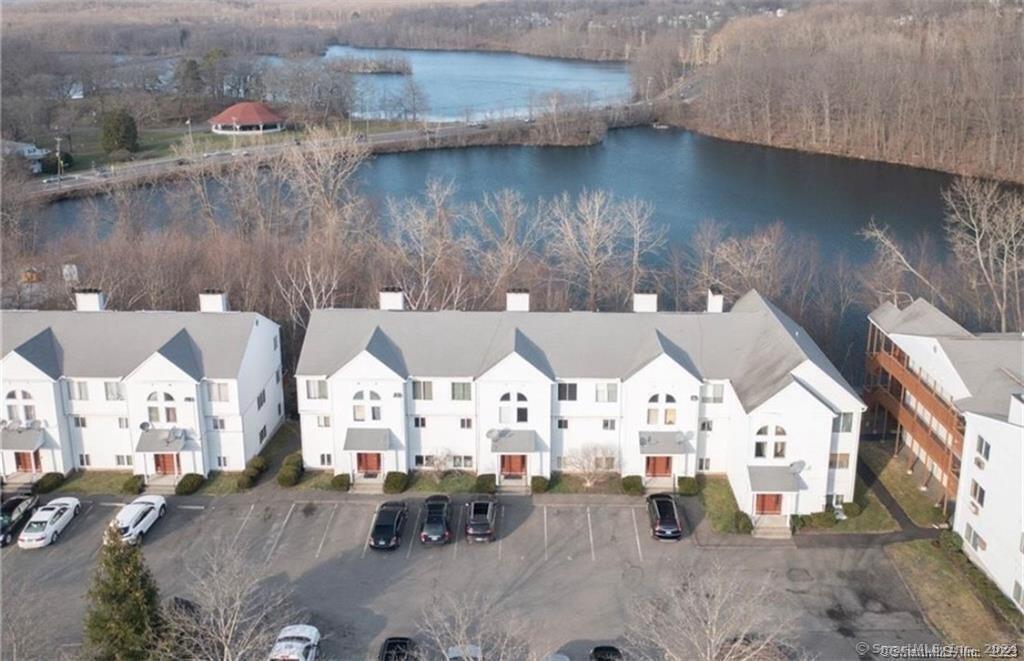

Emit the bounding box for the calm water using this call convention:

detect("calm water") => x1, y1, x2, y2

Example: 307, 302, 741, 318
326, 45, 632, 121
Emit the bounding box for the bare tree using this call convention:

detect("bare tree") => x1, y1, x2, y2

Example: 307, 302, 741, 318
275, 238, 353, 332
465, 189, 546, 306
626, 560, 802, 661
418, 593, 532, 661
562, 443, 618, 488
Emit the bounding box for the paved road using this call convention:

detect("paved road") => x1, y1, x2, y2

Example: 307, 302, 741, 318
1, 489, 937, 660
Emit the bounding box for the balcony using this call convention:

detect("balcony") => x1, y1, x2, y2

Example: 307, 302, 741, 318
867, 351, 964, 440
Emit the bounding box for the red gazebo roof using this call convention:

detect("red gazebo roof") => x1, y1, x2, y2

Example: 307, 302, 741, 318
208, 101, 284, 126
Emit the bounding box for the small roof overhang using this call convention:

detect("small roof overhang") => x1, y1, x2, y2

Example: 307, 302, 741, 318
343, 428, 390, 452
638, 431, 693, 455
0, 427, 43, 452
135, 428, 187, 453
748, 465, 801, 493
487, 429, 537, 454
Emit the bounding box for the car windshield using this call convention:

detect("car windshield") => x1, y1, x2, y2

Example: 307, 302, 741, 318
277, 636, 309, 644
24, 521, 46, 533
471, 503, 490, 517
656, 501, 675, 519
372, 523, 394, 538
0, 514, 10, 526
117, 525, 131, 535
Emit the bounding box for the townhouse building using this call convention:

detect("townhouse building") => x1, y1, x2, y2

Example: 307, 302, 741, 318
296, 288, 863, 528
1, 290, 285, 486
865, 298, 1024, 612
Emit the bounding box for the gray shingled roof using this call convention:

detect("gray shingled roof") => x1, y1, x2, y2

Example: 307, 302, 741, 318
0, 427, 43, 451
2, 310, 264, 380
297, 290, 860, 412
748, 465, 801, 493
868, 298, 972, 338
343, 428, 391, 451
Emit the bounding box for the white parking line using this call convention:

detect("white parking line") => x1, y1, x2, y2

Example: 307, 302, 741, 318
497, 504, 503, 561
406, 505, 423, 560
265, 502, 296, 563
361, 508, 377, 559
315, 503, 338, 560
177, 504, 205, 511
586, 506, 596, 562
631, 507, 644, 562
233, 503, 255, 545
543, 505, 549, 562
99, 501, 124, 507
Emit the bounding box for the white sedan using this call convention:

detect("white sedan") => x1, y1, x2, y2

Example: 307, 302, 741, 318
268, 625, 320, 661
17, 497, 81, 549
111, 495, 166, 545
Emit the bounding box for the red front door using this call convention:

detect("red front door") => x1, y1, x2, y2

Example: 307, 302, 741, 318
357, 453, 381, 474
14, 452, 33, 472
645, 456, 672, 477
755, 494, 783, 515
154, 453, 179, 475
500, 454, 526, 477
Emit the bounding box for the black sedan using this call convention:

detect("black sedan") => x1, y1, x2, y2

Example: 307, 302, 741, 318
1, 494, 38, 546
419, 495, 452, 545
378, 637, 419, 660
646, 493, 684, 541
369, 501, 408, 551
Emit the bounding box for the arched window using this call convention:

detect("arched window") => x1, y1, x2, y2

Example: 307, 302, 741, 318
147, 392, 177, 424
646, 393, 677, 426
774, 426, 786, 436
756, 426, 769, 435
499, 392, 528, 424
753, 424, 787, 459
353, 390, 382, 422
5, 390, 35, 422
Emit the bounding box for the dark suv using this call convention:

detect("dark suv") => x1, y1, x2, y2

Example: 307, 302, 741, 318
369, 501, 408, 550
464, 496, 498, 542
646, 493, 683, 541
419, 495, 452, 545
378, 637, 419, 660
1, 495, 38, 546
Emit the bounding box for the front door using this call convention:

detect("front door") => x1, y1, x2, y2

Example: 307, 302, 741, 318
755, 493, 783, 515
645, 456, 672, 478
356, 452, 382, 476
14, 452, 33, 472
500, 454, 526, 479
153, 453, 178, 475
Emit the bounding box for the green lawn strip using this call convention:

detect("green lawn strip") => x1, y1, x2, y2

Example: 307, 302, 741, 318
293, 470, 336, 491
798, 476, 899, 534
195, 471, 242, 496
859, 442, 947, 527
54, 470, 132, 495
546, 471, 625, 495
886, 540, 1019, 648
697, 475, 741, 533
406, 470, 477, 493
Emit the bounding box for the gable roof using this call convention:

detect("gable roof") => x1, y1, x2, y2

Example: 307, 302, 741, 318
297, 290, 859, 412
2, 310, 265, 380
868, 298, 972, 338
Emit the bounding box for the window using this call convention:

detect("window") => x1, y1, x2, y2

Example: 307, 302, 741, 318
595, 383, 618, 403
306, 380, 327, 400
104, 381, 124, 401
256, 389, 266, 410
118, 417, 129, 429
148, 407, 160, 423
756, 426, 769, 435
275, 369, 281, 384
646, 408, 659, 425
832, 413, 853, 433
414, 416, 426, 428
557, 383, 577, 401
353, 405, 366, 421
115, 455, 133, 467
1014, 582, 1023, 606
147, 392, 175, 423
603, 419, 616, 431
273, 335, 279, 351
460, 418, 472, 429
499, 392, 528, 424
664, 408, 677, 425
319, 453, 332, 467
829, 453, 850, 469
211, 417, 226, 430
415, 455, 435, 467
165, 407, 177, 423
698, 458, 711, 471
452, 455, 474, 469
965, 524, 987, 551
277, 403, 282, 416
596, 456, 616, 470
701, 383, 724, 403
774, 426, 786, 436
773, 441, 786, 458
78, 453, 91, 467
67, 380, 88, 401
754, 441, 766, 458
556, 418, 569, 429
970, 480, 986, 507
317, 416, 331, 428
4, 390, 34, 422
259, 426, 267, 442
217, 456, 228, 468
451, 382, 472, 401
412, 380, 433, 400
73, 415, 87, 428
700, 419, 713, 432
646, 394, 676, 426
208, 382, 230, 402
976, 435, 990, 461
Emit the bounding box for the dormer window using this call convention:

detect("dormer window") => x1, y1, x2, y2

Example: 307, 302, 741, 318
499, 392, 528, 424
646, 394, 676, 426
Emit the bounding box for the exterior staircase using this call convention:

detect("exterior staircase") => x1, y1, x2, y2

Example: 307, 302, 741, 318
351, 481, 383, 495
751, 514, 792, 539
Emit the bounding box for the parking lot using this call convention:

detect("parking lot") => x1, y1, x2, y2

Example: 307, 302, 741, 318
1, 492, 938, 660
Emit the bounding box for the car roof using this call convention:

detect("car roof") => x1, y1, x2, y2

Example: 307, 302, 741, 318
47, 497, 79, 508
1, 496, 29, 512
115, 503, 151, 524
380, 501, 406, 510
130, 495, 165, 507
278, 624, 319, 641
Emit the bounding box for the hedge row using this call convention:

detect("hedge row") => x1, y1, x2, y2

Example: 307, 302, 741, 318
276, 452, 305, 488
32, 472, 65, 494
175, 473, 205, 495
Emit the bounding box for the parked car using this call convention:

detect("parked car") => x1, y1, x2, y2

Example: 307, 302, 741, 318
268, 625, 320, 661
464, 497, 498, 543
369, 501, 408, 550
646, 493, 683, 541
446, 645, 482, 661
378, 636, 419, 660
17, 497, 80, 549
111, 495, 167, 545
590, 646, 623, 660
1, 494, 38, 546
419, 495, 452, 545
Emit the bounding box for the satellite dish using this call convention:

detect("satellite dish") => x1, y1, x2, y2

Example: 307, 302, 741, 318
140, 422, 151, 431
789, 460, 806, 474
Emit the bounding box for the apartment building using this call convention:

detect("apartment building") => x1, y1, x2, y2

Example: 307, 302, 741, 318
865, 298, 1024, 612
1, 290, 285, 485
296, 288, 863, 526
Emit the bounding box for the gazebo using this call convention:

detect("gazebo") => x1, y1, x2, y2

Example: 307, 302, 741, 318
208, 101, 286, 135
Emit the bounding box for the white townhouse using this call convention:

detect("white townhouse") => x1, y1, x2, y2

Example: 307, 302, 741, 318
867, 299, 1024, 613
296, 288, 864, 528
0, 289, 285, 486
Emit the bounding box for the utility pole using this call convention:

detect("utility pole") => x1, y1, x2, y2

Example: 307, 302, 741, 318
55, 136, 63, 187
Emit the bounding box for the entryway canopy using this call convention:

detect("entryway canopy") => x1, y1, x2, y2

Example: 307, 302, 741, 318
638, 431, 692, 455
135, 428, 186, 453
0, 427, 43, 451
748, 465, 801, 493
344, 428, 390, 452
487, 429, 537, 453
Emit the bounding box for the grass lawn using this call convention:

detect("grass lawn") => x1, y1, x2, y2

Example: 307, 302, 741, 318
55, 470, 132, 495
800, 477, 899, 534
887, 540, 1019, 648
196, 471, 243, 496
546, 472, 624, 494
294, 470, 337, 491
859, 442, 947, 527
407, 470, 477, 493
698, 475, 742, 534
